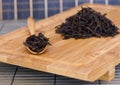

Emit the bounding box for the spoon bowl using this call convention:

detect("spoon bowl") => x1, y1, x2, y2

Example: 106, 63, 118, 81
26, 45, 48, 54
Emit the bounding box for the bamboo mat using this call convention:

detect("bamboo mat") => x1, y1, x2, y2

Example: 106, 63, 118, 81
0, 21, 120, 85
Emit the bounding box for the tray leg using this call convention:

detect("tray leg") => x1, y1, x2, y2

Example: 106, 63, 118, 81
99, 68, 115, 81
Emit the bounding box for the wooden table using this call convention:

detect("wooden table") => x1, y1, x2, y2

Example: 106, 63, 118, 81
0, 20, 120, 85
0, 4, 120, 81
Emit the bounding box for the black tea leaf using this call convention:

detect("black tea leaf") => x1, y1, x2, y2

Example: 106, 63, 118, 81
55, 7, 119, 39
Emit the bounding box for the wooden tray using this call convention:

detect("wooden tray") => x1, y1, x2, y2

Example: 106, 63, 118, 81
0, 4, 120, 82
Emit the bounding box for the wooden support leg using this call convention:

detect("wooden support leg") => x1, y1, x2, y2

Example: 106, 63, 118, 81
99, 68, 115, 81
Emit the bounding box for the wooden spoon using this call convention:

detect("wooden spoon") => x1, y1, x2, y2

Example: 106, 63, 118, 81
25, 17, 48, 54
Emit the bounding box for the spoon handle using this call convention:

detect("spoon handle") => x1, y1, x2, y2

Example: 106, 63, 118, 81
27, 17, 36, 35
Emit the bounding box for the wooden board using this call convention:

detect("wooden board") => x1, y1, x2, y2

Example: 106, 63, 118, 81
0, 4, 120, 82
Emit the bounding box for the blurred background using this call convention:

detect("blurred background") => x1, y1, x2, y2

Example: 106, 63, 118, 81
0, 0, 120, 20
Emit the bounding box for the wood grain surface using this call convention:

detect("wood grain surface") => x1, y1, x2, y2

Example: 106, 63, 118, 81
0, 4, 120, 82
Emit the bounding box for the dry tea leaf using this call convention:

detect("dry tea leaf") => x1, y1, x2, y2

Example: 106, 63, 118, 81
24, 33, 51, 53
56, 7, 119, 39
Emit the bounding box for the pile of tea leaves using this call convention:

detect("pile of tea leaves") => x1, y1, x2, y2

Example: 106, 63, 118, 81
55, 7, 119, 39
24, 33, 51, 53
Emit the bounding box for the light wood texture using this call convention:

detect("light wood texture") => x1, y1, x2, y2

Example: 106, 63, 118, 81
0, 4, 120, 82
14, 0, 18, 20
29, 0, 33, 17
100, 68, 115, 81
27, 17, 35, 35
